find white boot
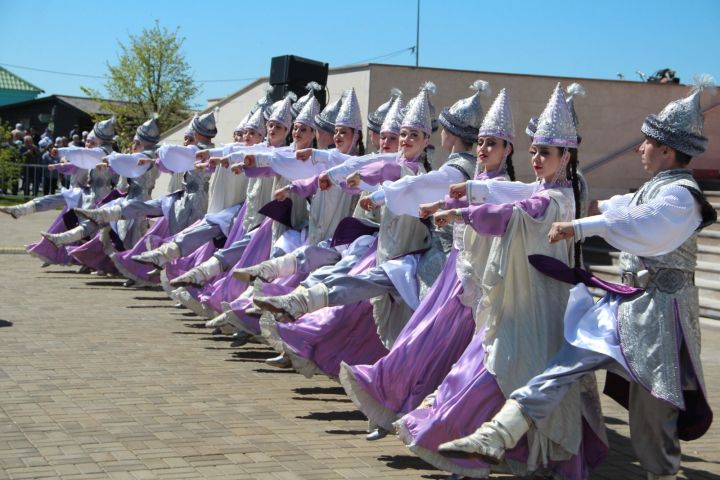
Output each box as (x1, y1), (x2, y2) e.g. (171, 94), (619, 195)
(205, 312), (230, 329)
(76, 204), (122, 224)
(646, 473), (677, 480)
(0, 201), (36, 219)
(131, 242), (181, 267)
(171, 257), (223, 288)
(233, 253), (297, 282)
(438, 399), (531, 464)
(254, 283), (328, 320)
(41, 225), (86, 247)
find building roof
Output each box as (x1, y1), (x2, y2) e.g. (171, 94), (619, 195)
(0, 66), (44, 93)
(0, 94), (124, 114)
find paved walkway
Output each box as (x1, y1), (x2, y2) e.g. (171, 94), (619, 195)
(0, 211), (719, 479)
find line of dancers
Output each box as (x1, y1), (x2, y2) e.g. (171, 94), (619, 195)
(2, 75), (715, 480)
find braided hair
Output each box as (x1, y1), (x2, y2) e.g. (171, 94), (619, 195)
(565, 148), (582, 267)
(356, 129), (365, 156)
(502, 140), (516, 181)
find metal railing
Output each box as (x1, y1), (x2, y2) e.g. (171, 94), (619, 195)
(0, 163), (68, 199)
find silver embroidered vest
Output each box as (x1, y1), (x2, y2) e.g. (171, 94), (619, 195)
(617, 169), (707, 408)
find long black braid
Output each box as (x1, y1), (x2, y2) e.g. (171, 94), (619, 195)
(502, 140), (516, 181)
(566, 148), (582, 268)
(356, 129), (365, 156)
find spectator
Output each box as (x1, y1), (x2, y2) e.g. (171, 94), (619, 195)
(81, 130), (89, 144)
(40, 144), (61, 195)
(19, 135), (41, 196)
(68, 124), (81, 139)
(71, 134), (82, 146)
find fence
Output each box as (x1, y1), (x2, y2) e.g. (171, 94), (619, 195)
(0, 163), (68, 199)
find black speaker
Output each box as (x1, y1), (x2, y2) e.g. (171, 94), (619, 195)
(270, 55), (329, 85)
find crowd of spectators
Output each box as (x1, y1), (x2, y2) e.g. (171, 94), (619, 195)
(5, 123), (93, 197)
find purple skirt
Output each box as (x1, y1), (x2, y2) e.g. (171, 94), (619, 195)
(396, 331), (607, 479)
(340, 249), (476, 431)
(26, 207), (77, 266)
(111, 217), (171, 285)
(268, 240), (388, 378)
(227, 272), (305, 336)
(196, 217), (273, 314)
(67, 230), (118, 274)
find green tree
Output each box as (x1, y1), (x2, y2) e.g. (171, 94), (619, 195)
(82, 21), (198, 148)
(0, 118), (22, 195)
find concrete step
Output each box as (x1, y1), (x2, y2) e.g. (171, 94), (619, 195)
(698, 244), (720, 263)
(584, 249), (720, 276)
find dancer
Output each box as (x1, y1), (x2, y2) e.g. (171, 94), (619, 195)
(439, 77), (716, 480)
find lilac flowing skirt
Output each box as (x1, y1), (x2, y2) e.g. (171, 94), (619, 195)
(340, 249), (477, 431)
(26, 207), (77, 265)
(67, 231), (118, 274)
(111, 217), (171, 285)
(396, 331), (607, 479)
(265, 240), (388, 378)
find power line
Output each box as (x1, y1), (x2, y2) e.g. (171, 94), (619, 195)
(1, 47), (417, 86)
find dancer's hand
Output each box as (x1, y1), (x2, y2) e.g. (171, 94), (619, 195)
(318, 173), (331, 191)
(274, 186), (291, 201)
(195, 149), (210, 161)
(231, 164), (243, 175)
(137, 157), (154, 166)
(433, 210), (459, 228)
(296, 149), (312, 161)
(95, 160), (108, 171)
(419, 201), (443, 219)
(448, 182), (466, 199)
(243, 154), (256, 168)
(359, 197), (378, 211)
(48, 164), (57, 171)
(548, 222), (575, 243)
(346, 172), (360, 189)
(194, 161), (208, 170)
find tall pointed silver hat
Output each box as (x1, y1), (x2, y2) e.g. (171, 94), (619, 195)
(532, 83), (578, 148)
(401, 82), (435, 135)
(335, 88), (363, 131)
(249, 85), (275, 117)
(295, 96), (320, 130)
(641, 74), (714, 156)
(380, 95), (404, 135)
(439, 80), (491, 143)
(291, 82), (322, 117)
(135, 114), (160, 145)
(315, 92), (345, 134)
(245, 106), (267, 137)
(234, 112), (250, 134)
(192, 110), (218, 138)
(93, 116), (116, 142)
(268, 93), (296, 130)
(525, 82), (585, 144)
(478, 88), (515, 143)
(368, 88), (402, 133)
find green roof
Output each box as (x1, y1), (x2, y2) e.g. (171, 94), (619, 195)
(0, 66), (44, 93)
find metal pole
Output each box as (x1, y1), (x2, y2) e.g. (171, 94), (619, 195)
(415, 0), (420, 67)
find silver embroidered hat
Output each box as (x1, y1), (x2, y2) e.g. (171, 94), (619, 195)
(439, 80), (491, 143)
(93, 116), (116, 142)
(532, 83), (578, 148)
(192, 110), (218, 138)
(401, 82), (435, 135)
(525, 82), (585, 143)
(478, 88), (515, 143)
(135, 114), (160, 145)
(234, 113), (250, 134)
(380, 95), (405, 135)
(268, 93), (296, 130)
(315, 93), (345, 134)
(245, 106), (268, 137)
(641, 74), (714, 156)
(295, 96), (320, 130)
(368, 88), (402, 133)
(291, 82), (322, 117)
(334, 88), (363, 131)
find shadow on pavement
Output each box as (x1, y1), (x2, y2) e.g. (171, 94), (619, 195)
(0, 319), (13, 327)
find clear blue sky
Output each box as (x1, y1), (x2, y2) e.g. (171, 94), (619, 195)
(2, 0), (718, 109)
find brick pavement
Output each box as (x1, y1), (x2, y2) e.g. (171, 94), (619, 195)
(0, 211), (719, 479)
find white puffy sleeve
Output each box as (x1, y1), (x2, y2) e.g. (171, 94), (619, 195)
(255, 149), (326, 181)
(598, 192), (634, 213)
(379, 164), (467, 217)
(466, 179), (540, 205)
(573, 185), (702, 256)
